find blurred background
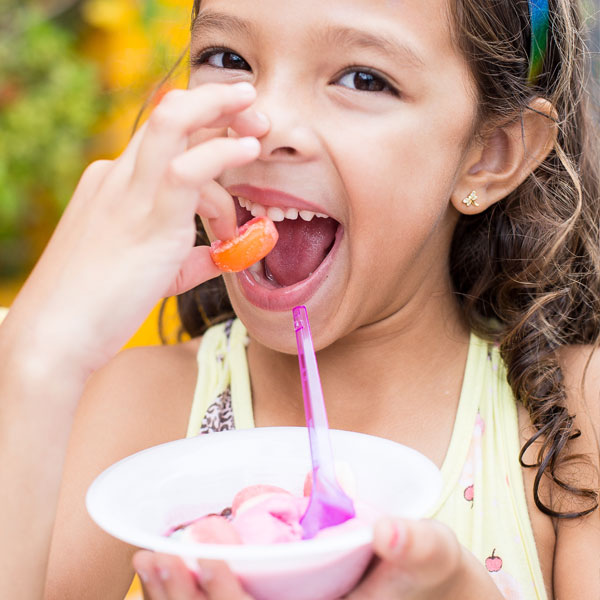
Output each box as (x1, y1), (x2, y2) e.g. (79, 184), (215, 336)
(0, 0), (192, 345)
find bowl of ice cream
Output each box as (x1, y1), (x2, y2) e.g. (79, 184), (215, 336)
(86, 427), (442, 600)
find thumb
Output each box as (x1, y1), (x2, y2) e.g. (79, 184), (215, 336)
(372, 517), (461, 588)
(164, 245), (222, 297)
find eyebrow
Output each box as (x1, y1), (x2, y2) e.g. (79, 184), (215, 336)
(191, 11), (255, 41)
(314, 26), (426, 70)
(191, 11), (425, 70)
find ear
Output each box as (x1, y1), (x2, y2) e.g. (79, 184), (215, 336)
(451, 98), (558, 214)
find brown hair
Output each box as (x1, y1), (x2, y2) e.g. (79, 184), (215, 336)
(172, 0), (600, 517)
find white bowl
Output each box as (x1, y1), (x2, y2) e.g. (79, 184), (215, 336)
(87, 427), (441, 600)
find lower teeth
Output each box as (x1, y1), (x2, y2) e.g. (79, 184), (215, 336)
(248, 261), (262, 283)
(264, 261), (278, 284)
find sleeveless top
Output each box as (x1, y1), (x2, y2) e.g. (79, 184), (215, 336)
(186, 319), (548, 600)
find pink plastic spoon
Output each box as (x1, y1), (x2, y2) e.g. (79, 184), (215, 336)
(293, 305), (356, 539)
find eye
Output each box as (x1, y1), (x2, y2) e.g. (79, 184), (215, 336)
(335, 69), (397, 95)
(192, 48), (251, 71)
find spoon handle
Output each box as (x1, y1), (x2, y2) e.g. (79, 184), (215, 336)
(293, 305), (337, 483)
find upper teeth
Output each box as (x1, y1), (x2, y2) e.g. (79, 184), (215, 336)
(237, 197), (328, 222)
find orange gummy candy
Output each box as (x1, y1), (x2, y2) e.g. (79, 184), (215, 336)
(209, 216), (279, 273)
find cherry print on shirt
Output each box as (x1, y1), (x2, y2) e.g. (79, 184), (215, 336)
(485, 548), (503, 572)
(463, 484), (474, 502)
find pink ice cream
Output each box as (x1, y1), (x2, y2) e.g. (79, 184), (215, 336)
(167, 480), (365, 545)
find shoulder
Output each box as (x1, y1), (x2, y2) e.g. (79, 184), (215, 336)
(518, 344), (599, 498)
(558, 343), (600, 414)
(552, 345), (600, 598)
(555, 343), (600, 487)
(555, 344), (600, 498)
(45, 339), (202, 599)
(84, 339), (202, 428)
(515, 344), (600, 599)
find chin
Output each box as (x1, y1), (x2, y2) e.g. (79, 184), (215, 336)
(224, 267), (350, 355)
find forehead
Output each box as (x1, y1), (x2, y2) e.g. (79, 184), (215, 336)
(192, 0), (459, 67)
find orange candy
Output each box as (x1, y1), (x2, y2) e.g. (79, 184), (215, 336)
(209, 216), (279, 273)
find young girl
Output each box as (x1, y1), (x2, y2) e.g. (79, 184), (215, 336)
(1, 0), (598, 598)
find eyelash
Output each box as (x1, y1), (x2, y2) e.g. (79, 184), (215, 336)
(191, 46), (399, 96)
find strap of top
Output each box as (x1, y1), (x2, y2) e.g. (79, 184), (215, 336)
(427, 332), (488, 515)
(186, 319), (254, 437)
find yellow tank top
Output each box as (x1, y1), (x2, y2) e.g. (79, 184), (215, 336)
(186, 319), (548, 600)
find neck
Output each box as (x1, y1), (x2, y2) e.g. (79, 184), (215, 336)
(247, 285), (470, 452)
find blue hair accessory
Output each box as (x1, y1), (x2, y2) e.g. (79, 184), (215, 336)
(527, 0), (549, 84)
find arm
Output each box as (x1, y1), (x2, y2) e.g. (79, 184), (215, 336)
(0, 82), (268, 600)
(0, 322), (89, 600)
(44, 343), (198, 600)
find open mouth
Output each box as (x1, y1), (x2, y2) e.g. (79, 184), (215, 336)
(234, 196), (341, 290)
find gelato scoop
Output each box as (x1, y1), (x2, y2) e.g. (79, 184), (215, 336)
(167, 477), (364, 545)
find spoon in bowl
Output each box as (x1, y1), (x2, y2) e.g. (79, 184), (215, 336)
(293, 305), (356, 539)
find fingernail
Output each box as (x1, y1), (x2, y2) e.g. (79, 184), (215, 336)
(137, 569), (149, 583)
(255, 110), (269, 125)
(159, 567), (170, 581)
(196, 566), (213, 585)
(232, 82), (255, 99)
(388, 520), (407, 552)
(238, 136), (260, 152)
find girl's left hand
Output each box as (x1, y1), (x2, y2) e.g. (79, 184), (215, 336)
(133, 518), (504, 600)
(345, 518), (504, 600)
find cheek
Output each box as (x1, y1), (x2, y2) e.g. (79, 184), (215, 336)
(334, 117), (454, 231)
(333, 94), (474, 225)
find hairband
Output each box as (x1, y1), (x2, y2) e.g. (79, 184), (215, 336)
(527, 0), (550, 84)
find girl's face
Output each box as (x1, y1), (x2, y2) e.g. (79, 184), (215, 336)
(190, 0), (478, 352)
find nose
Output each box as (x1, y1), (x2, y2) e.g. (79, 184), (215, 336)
(248, 83), (321, 162)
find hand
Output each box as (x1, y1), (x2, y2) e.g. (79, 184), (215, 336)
(6, 82), (269, 377)
(134, 551), (254, 600)
(344, 518), (503, 600)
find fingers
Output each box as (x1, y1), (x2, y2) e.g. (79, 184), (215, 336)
(346, 518), (462, 599)
(146, 136), (258, 237)
(227, 106), (270, 138)
(133, 552), (252, 600)
(196, 559), (253, 600)
(197, 180), (237, 241)
(164, 246), (222, 297)
(159, 135), (254, 236)
(374, 518), (461, 585)
(134, 551), (207, 600)
(131, 83), (264, 192)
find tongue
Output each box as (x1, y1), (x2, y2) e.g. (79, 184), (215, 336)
(265, 217), (337, 286)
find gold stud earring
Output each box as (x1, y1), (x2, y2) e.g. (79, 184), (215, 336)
(462, 191), (480, 207)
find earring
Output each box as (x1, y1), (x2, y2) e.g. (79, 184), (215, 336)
(462, 191), (480, 207)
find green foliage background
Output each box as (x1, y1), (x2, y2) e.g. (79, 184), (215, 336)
(0, 6), (103, 277)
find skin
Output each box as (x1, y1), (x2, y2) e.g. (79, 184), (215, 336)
(0, 0), (596, 598)
(0, 83), (269, 600)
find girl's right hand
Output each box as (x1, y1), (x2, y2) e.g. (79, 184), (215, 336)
(134, 552), (254, 600)
(4, 82), (268, 378)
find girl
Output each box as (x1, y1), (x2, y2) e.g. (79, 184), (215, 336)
(1, 0), (598, 598)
